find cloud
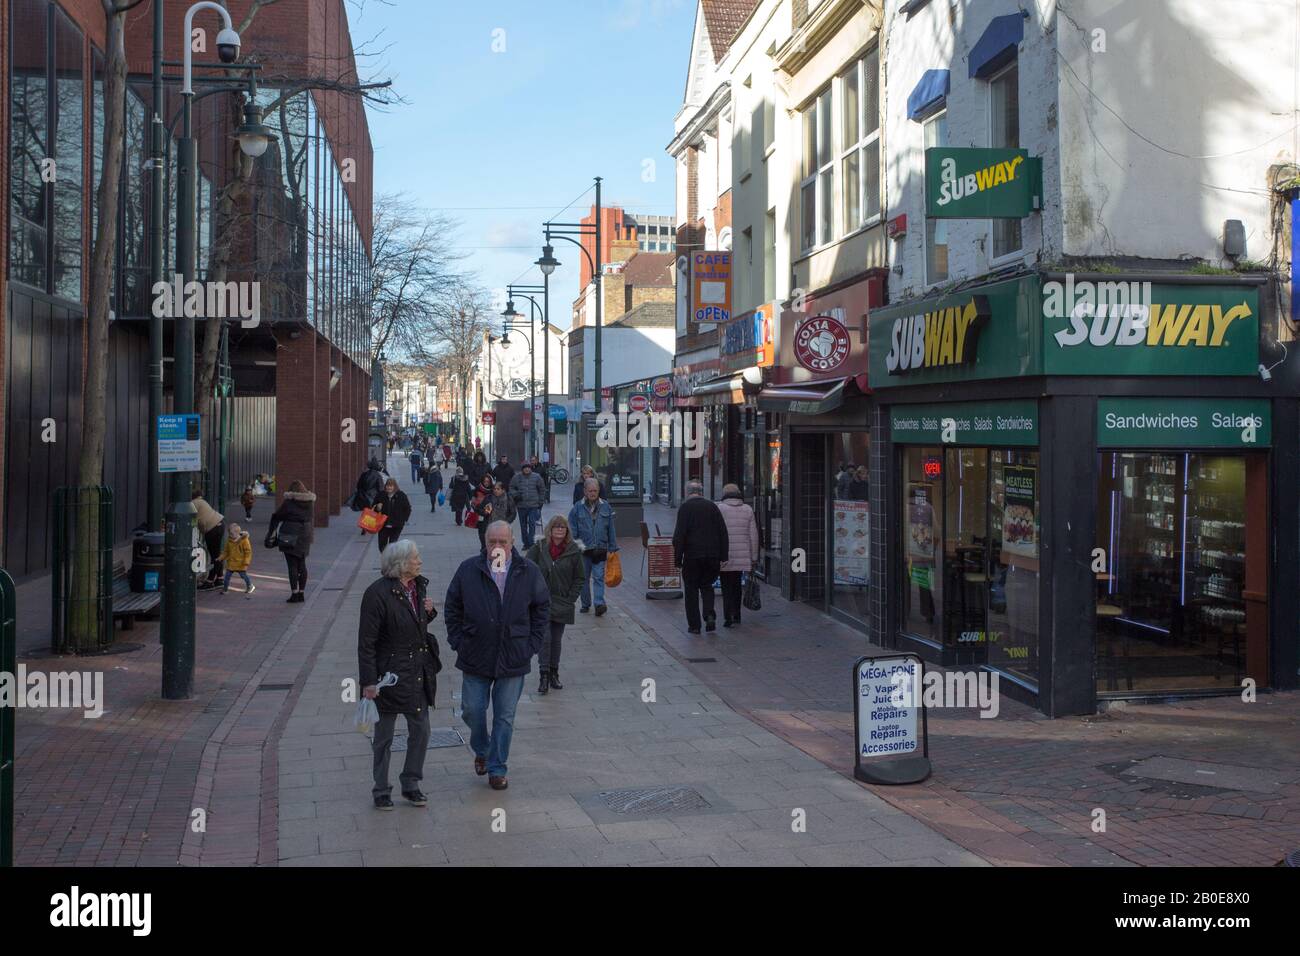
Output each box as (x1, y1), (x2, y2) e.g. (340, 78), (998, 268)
(484, 220), (537, 248)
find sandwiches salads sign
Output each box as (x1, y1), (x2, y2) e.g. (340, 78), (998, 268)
(925, 148), (1042, 219)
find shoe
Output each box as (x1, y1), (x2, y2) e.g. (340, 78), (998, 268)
(246, 584), (256, 595)
(548, 669), (563, 691)
(537, 671), (549, 696)
(474, 756), (487, 776)
(286, 594), (297, 604)
(723, 618), (735, 627)
(489, 776), (508, 790)
(373, 794), (394, 811)
(595, 604), (607, 617)
(579, 605), (590, 614)
(402, 790), (428, 807)
(705, 617), (716, 633)
(688, 627), (701, 635)
(220, 587), (228, 595)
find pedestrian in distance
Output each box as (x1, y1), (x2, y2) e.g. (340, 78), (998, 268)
(718, 483), (759, 627)
(492, 455), (515, 490)
(467, 451), (489, 487)
(373, 477), (412, 553)
(448, 467), (471, 526)
(422, 463), (443, 513)
(240, 485), (256, 520)
(672, 480), (729, 634)
(476, 480), (516, 553)
(444, 520), (549, 790)
(572, 464), (604, 504)
(524, 514), (583, 696)
(191, 489), (225, 589)
(409, 447), (423, 484)
(359, 539), (441, 810)
(269, 480), (316, 603)
(352, 457), (387, 520)
(509, 461), (546, 549)
(567, 478), (619, 617)
(219, 522), (256, 595)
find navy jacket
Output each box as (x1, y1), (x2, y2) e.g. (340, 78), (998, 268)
(444, 548), (550, 678)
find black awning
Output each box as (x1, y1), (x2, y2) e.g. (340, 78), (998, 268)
(757, 378), (848, 415)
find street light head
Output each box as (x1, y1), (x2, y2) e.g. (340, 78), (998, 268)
(500, 334), (512, 350)
(233, 102), (274, 158)
(536, 244), (559, 276)
(215, 27), (242, 63)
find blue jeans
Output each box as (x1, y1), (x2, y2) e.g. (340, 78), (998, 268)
(410, 463), (421, 483)
(581, 555), (606, 609)
(519, 507), (540, 548)
(222, 570), (252, 591)
(460, 673), (525, 777)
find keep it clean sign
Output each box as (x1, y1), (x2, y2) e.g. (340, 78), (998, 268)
(157, 414), (201, 473)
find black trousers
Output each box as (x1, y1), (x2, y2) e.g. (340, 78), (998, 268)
(204, 524), (225, 581)
(378, 526), (403, 552)
(428, 493), (438, 512)
(681, 557), (720, 630)
(452, 505), (464, 526)
(720, 571), (744, 622)
(283, 552), (308, 592)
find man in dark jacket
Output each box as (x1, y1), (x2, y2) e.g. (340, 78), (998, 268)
(358, 539), (441, 810)
(672, 480), (729, 634)
(492, 455), (515, 490)
(373, 478), (412, 553)
(355, 458), (387, 511)
(509, 462), (546, 549)
(444, 520), (549, 790)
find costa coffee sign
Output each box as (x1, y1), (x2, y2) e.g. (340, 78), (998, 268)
(794, 315), (851, 372)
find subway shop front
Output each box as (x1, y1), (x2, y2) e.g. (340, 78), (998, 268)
(867, 271), (1296, 717)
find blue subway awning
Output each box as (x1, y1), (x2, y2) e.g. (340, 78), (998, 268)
(969, 13), (1025, 79)
(907, 69), (950, 122)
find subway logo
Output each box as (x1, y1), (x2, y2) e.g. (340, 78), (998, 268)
(1052, 300), (1253, 349)
(884, 296), (991, 374)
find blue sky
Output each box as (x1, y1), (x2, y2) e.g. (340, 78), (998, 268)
(353, 0), (696, 310)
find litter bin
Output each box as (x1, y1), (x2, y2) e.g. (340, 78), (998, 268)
(130, 532), (166, 593)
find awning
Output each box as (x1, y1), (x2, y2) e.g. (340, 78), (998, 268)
(757, 379), (848, 415)
(678, 373), (748, 407)
(907, 69), (950, 122)
(969, 13), (1024, 79)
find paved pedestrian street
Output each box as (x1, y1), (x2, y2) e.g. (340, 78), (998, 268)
(275, 463), (983, 866)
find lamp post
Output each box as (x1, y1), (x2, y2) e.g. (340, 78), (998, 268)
(535, 247), (559, 465)
(504, 285), (545, 457)
(544, 175), (601, 427)
(498, 309), (536, 458)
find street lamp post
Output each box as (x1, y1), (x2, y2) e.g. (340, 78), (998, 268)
(504, 285), (545, 457)
(544, 175), (602, 433)
(499, 307), (536, 458)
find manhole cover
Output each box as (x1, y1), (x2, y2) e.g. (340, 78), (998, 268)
(1122, 756), (1285, 794)
(599, 785), (712, 815)
(389, 728), (463, 752)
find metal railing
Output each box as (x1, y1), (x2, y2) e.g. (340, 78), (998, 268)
(51, 486), (115, 655)
(1, 567), (15, 866)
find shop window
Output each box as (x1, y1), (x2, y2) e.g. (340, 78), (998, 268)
(831, 431), (871, 621)
(1096, 453), (1261, 694)
(988, 62), (1021, 259)
(901, 447), (943, 645)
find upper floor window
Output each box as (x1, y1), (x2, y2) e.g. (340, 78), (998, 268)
(924, 111), (948, 283)
(989, 62), (1021, 260)
(840, 48), (880, 232)
(800, 87), (833, 251)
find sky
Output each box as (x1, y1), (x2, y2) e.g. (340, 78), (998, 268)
(351, 0), (697, 314)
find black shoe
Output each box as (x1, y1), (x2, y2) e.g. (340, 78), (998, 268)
(373, 794), (394, 811)
(688, 627), (701, 635)
(580, 605), (591, 614)
(402, 790), (428, 807)
(705, 620), (717, 633)
(537, 672), (549, 696)
(723, 619), (735, 627)
(595, 604), (607, 617)
(548, 669), (563, 690)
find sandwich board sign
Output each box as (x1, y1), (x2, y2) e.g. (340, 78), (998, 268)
(853, 653), (931, 785)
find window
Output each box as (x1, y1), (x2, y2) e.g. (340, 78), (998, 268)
(52, 8), (83, 300)
(764, 208), (776, 302)
(738, 75), (752, 174)
(762, 96), (775, 153)
(840, 48), (880, 233)
(9, 0), (50, 291)
(989, 62), (1021, 259)
(800, 88), (833, 251)
(923, 111), (948, 283)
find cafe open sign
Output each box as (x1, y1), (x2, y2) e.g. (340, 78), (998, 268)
(692, 252), (731, 323)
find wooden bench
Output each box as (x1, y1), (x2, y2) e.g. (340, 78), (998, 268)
(111, 561), (161, 630)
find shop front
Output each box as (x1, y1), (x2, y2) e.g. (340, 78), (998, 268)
(869, 271), (1297, 716)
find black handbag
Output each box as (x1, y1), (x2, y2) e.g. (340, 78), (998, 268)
(743, 573), (762, 611)
(585, 547), (608, 564)
(264, 522), (280, 549)
(276, 523), (301, 550)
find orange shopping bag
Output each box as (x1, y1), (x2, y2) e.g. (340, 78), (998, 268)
(604, 551), (623, 588)
(357, 507), (388, 534)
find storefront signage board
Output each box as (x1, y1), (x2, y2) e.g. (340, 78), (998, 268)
(925, 147), (1042, 219)
(691, 251), (732, 323)
(1097, 398), (1271, 448)
(1001, 465), (1038, 558)
(719, 302), (777, 373)
(890, 399), (1039, 446)
(646, 536), (683, 599)
(831, 500), (870, 586)
(853, 654), (931, 785)
(869, 277), (1040, 387)
(1044, 283), (1260, 376)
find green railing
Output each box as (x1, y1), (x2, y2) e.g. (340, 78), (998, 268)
(51, 486), (115, 655)
(1, 567), (15, 867)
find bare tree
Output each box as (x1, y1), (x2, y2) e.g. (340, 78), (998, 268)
(411, 282), (495, 432)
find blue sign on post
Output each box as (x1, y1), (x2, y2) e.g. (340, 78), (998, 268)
(157, 414), (201, 473)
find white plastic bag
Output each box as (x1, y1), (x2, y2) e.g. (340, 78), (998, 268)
(354, 672), (398, 733)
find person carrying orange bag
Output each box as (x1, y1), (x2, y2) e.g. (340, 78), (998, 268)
(358, 507), (388, 534)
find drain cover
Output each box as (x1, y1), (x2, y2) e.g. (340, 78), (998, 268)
(686, 657), (717, 663)
(599, 785), (712, 815)
(1122, 756), (1284, 794)
(258, 683), (293, 691)
(389, 728), (464, 752)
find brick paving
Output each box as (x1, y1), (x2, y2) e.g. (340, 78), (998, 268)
(615, 502), (1300, 867)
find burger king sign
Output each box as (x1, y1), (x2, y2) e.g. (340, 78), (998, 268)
(794, 315), (850, 372)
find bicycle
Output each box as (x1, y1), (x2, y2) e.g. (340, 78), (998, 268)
(551, 466), (571, 485)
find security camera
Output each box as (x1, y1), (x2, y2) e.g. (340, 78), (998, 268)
(215, 27), (241, 63)
(1258, 363), (1272, 382)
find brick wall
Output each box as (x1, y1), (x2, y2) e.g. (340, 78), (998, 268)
(274, 328), (316, 503)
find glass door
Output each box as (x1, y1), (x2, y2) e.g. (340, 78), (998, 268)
(943, 448), (990, 661)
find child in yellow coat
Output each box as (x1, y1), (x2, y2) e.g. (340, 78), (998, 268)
(220, 523), (256, 595)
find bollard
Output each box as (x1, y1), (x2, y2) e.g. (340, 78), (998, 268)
(161, 499), (198, 699)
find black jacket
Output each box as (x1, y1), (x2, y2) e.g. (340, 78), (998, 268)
(422, 469), (444, 495)
(373, 489), (412, 531)
(269, 491), (316, 557)
(673, 495), (729, 566)
(357, 574), (441, 715)
(448, 475), (472, 508)
(444, 549), (550, 678)
(356, 466), (386, 508)
(492, 463), (515, 488)
(524, 540), (585, 625)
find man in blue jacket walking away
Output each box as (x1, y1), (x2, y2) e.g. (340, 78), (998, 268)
(444, 520), (550, 790)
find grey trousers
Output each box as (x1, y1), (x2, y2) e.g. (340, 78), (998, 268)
(538, 620), (565, 671)
(372, 708), (431, 797)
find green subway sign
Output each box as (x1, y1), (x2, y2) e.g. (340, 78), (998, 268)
(925, 148), (1042, 219)
(890, 399), (1039, 446)
(1043, 279), (1260, 376)
(1097, 398), (1270, 448)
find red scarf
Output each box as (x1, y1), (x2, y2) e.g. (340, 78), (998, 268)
(549, 540), (564, 561)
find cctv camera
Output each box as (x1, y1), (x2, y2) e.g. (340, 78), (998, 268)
(215, 27), (241, 63)
(1258, 363), (1272, 382)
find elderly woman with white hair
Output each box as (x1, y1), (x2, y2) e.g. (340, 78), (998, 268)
(357, 538), (442, 811)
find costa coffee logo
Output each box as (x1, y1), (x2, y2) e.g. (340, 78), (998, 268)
(794, 315), (850, 372)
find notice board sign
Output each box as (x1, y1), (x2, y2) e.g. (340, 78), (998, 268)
(853, 653), (931, 785)
(646, 537), (682, 600)
(157, 414), (200, 473)
(691, 251), (731, 323)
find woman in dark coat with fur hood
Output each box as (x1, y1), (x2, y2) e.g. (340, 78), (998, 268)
(269, 480), (315, 603)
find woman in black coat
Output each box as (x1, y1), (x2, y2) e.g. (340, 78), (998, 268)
(475, 480), (516, 551)
(269, 480), (316, 603)
(422, 465), (443, 513)
(373, 477), (412, 553)
(357, 539), (441, 809)
(448, 467), (471, 526)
